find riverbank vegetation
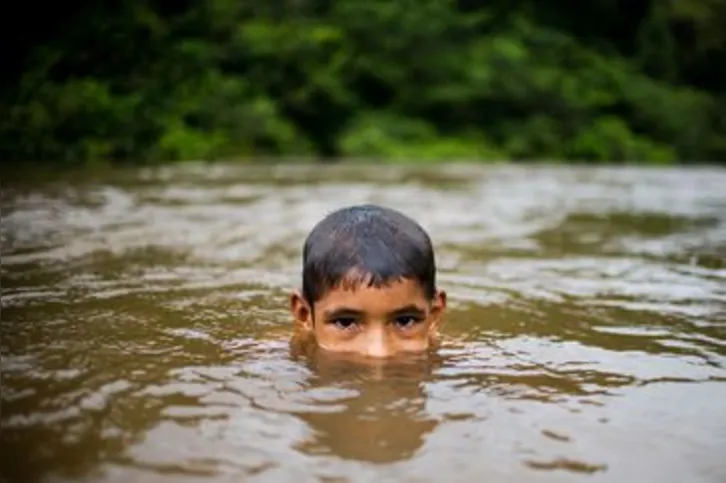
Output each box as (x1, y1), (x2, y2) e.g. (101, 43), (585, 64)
(3, 0), (725, 166)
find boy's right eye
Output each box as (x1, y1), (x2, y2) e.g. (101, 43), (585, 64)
(329, 317), (357, 330)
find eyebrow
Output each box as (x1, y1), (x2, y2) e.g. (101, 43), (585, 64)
(323, 305), (426, 320)
(323, 308), (365, 320)
(388, 305), (426, 316)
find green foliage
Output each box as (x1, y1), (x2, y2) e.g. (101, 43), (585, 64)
(2, 0), (725, 165)
(339, 111), (503, 161)
(570, 117), (675, 163)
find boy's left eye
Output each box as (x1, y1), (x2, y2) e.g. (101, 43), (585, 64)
(393, 315), (422, 329)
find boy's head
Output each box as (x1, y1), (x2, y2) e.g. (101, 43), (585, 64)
(290, 204), (446, 358)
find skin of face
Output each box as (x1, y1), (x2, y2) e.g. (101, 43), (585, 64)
(290, 275), (447, 358)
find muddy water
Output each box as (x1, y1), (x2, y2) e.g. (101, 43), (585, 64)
(1, 163), (725, 483)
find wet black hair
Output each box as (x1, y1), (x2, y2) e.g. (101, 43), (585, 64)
(301, 204), (436, 304)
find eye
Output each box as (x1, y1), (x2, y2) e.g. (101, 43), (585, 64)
(330, 317), (358, 331)
(393, 315), (422, 329)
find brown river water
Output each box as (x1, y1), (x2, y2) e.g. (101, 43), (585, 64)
(1, 163), (725, 483)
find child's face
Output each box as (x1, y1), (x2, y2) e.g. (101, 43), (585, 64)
(290, 277), (446, 358)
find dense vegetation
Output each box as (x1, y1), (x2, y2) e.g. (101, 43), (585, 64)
(3, 0), (725, 165)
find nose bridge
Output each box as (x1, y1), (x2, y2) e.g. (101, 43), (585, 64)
(364, 323), (390, 358)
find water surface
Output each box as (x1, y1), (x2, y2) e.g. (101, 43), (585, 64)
(2, 163), (726, 483)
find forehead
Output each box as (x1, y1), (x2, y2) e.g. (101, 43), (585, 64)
(314, 277), (428, 311)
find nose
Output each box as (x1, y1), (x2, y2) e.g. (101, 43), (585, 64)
(363, 327), (392, 359)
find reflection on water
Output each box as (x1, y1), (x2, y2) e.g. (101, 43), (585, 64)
(291, 341), (441, 464)
(1, 163), (726, 483)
